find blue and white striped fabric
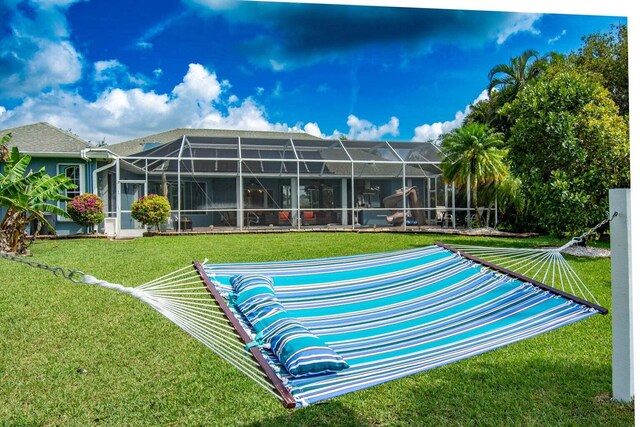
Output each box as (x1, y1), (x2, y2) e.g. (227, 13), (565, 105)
(204, 245), (599, 407)
(231, 274), (349, 377)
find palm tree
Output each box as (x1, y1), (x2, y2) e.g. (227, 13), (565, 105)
(441, 123), (508, 226)
(488, 49), (547, 102)
(0, 146), (76, 254)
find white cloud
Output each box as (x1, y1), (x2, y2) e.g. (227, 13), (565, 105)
(93, 59), (152, 88)
(172, 63), (222, 103)
(269, 59), (285, 72)
(303, 122), (323, 138)
(0, 63), (319, 144)
(136, 41), (153, 49)
(0, 1), (83, 98)
(134, 11), (189, 50)
(496, 13), (542, 45)
(548, 29), (567, 45)
(412, 90), (488, 142)
(272, 81), (283, 97)
(337, 115), (400, 141)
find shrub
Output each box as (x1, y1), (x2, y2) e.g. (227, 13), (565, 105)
(131, 194), (171, 231)
(67, 193), (105, 229)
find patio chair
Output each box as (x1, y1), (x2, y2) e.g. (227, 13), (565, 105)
(302, 211), (317, 226)
(435, 206), (452, 228)
(247, 211), (260, 226)
(278, 211), (291, 226)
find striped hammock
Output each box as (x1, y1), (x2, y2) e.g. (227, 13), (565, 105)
(134, 242), (603, 408)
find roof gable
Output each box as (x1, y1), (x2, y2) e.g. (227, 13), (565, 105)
(0, 122), (91, 153)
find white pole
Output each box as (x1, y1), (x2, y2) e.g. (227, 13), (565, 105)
(610, 188), (633, 402)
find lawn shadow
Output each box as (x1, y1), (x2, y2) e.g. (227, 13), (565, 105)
(246, 400), (372, 427)
(241, 357), (632, 426)
(394, 358), (631, 426)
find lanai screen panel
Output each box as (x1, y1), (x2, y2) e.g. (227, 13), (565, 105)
(126, 137), (185, 173)
(388, 141), (441, 163)
(240, 137), (297, 176)
(292, 139), (351, 177)
(182, 137), (239, 174)
(342, 140), (403, 178)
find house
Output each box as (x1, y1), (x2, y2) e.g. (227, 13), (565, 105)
(0, 122), (116, 235)
(2, 122), (486, 237)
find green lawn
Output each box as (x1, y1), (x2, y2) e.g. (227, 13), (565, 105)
(0, 233), (633, 426)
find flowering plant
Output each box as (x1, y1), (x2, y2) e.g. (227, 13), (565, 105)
(67, 193), (105, 228)
(131, 194), (171, 231)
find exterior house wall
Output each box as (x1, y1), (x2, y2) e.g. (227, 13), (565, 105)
(0, 156), (97, 236)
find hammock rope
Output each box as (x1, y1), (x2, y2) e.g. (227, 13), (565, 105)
(0, 221), (613, 408)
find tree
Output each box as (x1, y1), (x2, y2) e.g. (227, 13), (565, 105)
(0, 146), (76, 254)
(503, 69), (629, 236)
(488, 49), (547, 104)
(440, 123), (509, 226)
(570, 24), (628, 116)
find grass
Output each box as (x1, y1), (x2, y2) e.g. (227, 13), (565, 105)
(0, 233), (633, 426)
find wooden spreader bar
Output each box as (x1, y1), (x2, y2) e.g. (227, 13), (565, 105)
(192, 261), (297, 409)
(435, 242), (608, 315)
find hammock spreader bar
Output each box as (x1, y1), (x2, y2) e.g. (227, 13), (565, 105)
(193, 261), (297, 408)
(435, 242), (608, 315)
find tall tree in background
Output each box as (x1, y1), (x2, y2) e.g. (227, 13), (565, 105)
(441, 123), (508, 226)
(503, 69), (629, 236)
(570, 24), (628, 117)
(487, 49), (547, 103)
(467, 50), (548, 135)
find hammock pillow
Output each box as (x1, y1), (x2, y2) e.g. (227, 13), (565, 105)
(231, 274), (284, 323)
(232, 275), (349, 377)
(255, 310), (349, 377)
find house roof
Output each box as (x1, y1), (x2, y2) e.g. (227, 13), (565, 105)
(108, 127), (324, 156)
(0, 122), (91, 153)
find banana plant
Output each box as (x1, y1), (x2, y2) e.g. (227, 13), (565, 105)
(0, 145), (76, 254)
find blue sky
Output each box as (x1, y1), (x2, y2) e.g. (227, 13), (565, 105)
(0, 0), (626, 144)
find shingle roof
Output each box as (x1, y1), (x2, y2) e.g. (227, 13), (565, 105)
(108, 128), (324, 156)
(0, 122), (91, 153)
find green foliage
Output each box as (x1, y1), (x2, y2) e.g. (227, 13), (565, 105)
(0, 132), (10, 162)
(487, 49), (547, 104)
(0, 146), (77, 253)
(441, 123), (509, 226)
(67, 193), (105, 228)
(503, 70), (630, 236)
(131, 194), (171, 230)
(570, 24), (628, 116)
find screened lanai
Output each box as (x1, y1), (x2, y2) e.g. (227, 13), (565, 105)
(101, 135), (494, 233)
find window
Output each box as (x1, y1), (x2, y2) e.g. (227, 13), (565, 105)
(58, 164), (84, 220)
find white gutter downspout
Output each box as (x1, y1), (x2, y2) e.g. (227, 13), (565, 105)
(92, 160), (117, 233)
(93, 160), (117, 195)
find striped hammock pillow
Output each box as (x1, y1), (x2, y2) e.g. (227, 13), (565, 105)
(231, 274), (349, 377)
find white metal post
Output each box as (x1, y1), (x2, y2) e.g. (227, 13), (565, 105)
(466, 174), (471, 228)
(402, 163), (407, 231)
(610, 188), (633, 402)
